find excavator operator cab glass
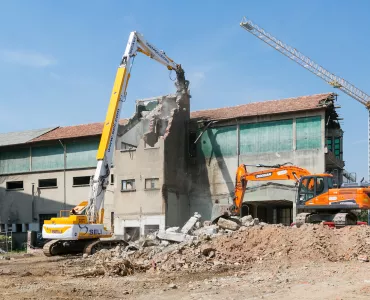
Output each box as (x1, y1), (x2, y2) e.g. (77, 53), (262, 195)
(299, 177), (315, 202)
(327, 177), (334, 189)
(298, 176), (328, 203)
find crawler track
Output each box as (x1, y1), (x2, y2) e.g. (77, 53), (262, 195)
(296, 212), (358, 227)
(43, 238), (128, 256)
(43, 239), (96, 257)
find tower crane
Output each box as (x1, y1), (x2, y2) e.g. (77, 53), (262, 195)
(240, 17), (370, 181)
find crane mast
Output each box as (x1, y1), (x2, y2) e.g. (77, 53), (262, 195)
(240, 17), (370, 181)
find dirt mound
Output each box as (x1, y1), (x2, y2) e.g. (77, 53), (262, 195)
(127, 224), (370, 273)
(76, 222), (370, 277)
(213, 224), (370, 263)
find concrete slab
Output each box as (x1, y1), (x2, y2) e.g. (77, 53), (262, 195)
(181, 212), (201, 234)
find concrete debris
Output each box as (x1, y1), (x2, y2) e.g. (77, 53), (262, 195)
(193, 224), (218, 236)
(217, 217), (240, 231)
(181, 212), (201, 234)
(168, 283), (178, 289)
(201, 244), (216, 257)
(78, 214), (370, 278)
(141, 237), (160, 248)
(156, 231), (190, 243)
(241, 215), (253, 225)
(358, 255), (369, 262)
(166, 227), (180, 233)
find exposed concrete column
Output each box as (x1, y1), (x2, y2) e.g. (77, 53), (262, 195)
(321, 112), (326, 172)
(292, 117), (296, 150)
(253, 204), (258, 219)
(236, 121), (240, 167)
(12, 224), (16, 232)
(29, 147), (32, 171)
(292, 118), (297, 223)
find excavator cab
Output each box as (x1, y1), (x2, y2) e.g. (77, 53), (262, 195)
(297, 175), (333, 205)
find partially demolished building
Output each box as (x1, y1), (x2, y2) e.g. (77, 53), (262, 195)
(0, 91), (349, 237)
(189, 93), (345, 225)
(112, 87), (191, 238)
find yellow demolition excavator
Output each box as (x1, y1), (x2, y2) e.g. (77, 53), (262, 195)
(41, 31), (187, 256)
(213, 163), (370, 227)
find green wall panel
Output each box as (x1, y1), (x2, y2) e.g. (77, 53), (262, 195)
(296, 116), (322, 150)
(0, 149), (30, 174)
(66, 140), (99, 169)
(240, 119), (293, 154)
(199, 126), (237, 158)
(31, 145), (64, 171)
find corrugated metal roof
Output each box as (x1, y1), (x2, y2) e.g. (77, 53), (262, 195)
(0, 127), (57, 147)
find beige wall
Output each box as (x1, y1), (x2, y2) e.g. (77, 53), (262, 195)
(113, 139), (164, 215)
(112, 138), (165, 235)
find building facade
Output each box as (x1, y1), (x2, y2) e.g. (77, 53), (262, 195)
(0, 123), (116, 233)
(189, 93), (344, 225)
(112, 90), (191, 238)
(0, 92), (348, 237)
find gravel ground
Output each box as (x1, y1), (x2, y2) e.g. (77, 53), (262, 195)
(0, 252), (370, 299)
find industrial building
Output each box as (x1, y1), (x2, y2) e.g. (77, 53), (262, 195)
(0, 92), (348, 236)
(189, 92), (345, 225)
(0, 122), (126, 233)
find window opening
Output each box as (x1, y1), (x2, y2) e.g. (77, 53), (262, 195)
(6, 181), (24, 190)
(145, 178), (159, 189)
(121, 179), (135, 191)
(38, 178), (57, 188)
(73, 176), (91, 186)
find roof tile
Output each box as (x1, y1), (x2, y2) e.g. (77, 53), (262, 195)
(190, 93), (334, 121)
(31, 119), (128, 142)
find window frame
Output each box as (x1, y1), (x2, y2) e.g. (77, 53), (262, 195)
(145, 178), (160, 190)
(121, 179), (136, 192)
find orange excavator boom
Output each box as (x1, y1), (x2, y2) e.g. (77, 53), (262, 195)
(232, 163), (314, 215)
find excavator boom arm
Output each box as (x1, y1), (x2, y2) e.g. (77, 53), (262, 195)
(233, 164), (311, 215)
(87, 31), (184, 223)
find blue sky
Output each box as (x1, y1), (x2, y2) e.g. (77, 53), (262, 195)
(1, 1), (369, 180)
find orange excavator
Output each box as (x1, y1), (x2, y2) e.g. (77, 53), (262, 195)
(213, 162), (370, 227)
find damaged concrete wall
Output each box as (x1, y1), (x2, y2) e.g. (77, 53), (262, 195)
(162, 88), (191, 227)
(113, 87), (191, 235)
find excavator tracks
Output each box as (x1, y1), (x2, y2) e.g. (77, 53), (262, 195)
(43, 239), (95, 257)
(332, 212), (357, 226)
(295, 212), (358, 227)
(43, 238), (128, 256)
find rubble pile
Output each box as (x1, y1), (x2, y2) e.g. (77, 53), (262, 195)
(79, 213), (370, 277)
